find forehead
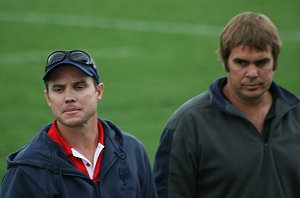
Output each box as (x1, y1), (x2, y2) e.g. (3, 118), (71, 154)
(230, 45), (273, 59)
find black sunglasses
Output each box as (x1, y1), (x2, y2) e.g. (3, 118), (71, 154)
(45, 50), (96, 71)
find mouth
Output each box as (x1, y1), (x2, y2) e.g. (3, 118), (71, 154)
(243, 83), (261, 90)
(63, 107), (81, 114)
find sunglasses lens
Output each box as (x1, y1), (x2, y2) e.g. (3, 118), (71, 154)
(47, 51), (65, 66)
(45, 50), (96, 73)
(70, 51), (91, 64)
(44, 50), (99, 82)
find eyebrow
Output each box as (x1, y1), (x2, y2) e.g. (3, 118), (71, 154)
(73, 80), (88, 86)
(254, 58), (271, 64)
(50, 80), (88, 87)
(233, 57), (271, 64)
(233, 58), (249, 62)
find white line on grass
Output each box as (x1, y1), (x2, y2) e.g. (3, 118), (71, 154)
(0, 10), (220, 37)
(1, 10), (300, 65)
(1, 10), (300, 42)
(0, 48), (137, 65)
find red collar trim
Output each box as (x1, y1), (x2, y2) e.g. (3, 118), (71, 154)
(47, 120), (104, 156)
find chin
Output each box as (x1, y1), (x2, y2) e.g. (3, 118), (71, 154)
(58, 118), (85, 128)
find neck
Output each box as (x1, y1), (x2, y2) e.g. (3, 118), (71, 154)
(222, 84), (273, 134)
(56, 118), (99, 160)
(223, 84), (272, 113)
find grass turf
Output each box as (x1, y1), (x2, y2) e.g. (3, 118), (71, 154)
(0, 0), (300, 181)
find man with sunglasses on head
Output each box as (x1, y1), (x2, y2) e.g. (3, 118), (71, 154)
(0, 50), (158, 198)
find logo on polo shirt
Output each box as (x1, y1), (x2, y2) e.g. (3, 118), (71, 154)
(119, 167), (134, 192)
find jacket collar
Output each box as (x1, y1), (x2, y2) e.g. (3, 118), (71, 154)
(7, 118), (126, 178)
(209, 77), (299, 110)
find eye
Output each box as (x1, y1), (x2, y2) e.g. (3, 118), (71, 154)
(75, 85), (84, 89)
(52, 86), (64, 92)
(255, 58), (270, 67)
(74, 83), (87, 90)
(234, 59), (249, 67)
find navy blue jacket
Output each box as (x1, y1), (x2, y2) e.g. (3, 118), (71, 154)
(1, 119), (158, 198)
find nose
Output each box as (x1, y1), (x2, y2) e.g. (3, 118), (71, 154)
(64, 88), (76, 103)
(245, 65), (258, 79)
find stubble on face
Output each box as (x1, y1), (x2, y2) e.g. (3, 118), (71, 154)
(224, 45), (274, 104)
(45, 66), (102, 130)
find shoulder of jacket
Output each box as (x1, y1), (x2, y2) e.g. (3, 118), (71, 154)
(167, 92), (210, 125)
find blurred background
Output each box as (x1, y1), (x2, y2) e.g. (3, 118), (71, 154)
(0, 0), (299, 181)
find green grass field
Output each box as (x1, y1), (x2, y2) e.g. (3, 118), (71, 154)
(0, 0), (300, 182)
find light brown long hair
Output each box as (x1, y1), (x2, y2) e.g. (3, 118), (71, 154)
(218, 12), (282, 71)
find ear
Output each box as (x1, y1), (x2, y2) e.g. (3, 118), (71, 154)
(44, 90), (52, 107)
(96, 83), (104, 101)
